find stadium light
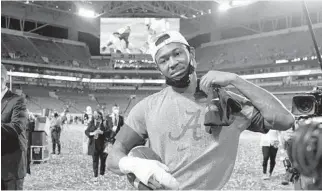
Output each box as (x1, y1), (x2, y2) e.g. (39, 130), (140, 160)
(218, 0), (255, 12)
(231, 0), (254, 7)
(78, 8), (96, 18)
(218, 3), (232, 12)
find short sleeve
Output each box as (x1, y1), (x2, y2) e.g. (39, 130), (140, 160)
(125, 98), (149, 139)
(227, 91), (269, 133)
(247, 108), (270, 134)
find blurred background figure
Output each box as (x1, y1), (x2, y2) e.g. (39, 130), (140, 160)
(50, 112), (62, 155)
(102, 32), (125, 54)
(85, 110), (110, 183)
(84, 106), (93, 125)
(60, 110), (68, 129)
(106, 104), (124, 144)
(260, 130), (283, 180)
(1, 64), (28, 190)
(26, 109), (36, 175)
(117, 26), (131, 49)
(83, 106), (93, 155)
(280, 127), (295, 186)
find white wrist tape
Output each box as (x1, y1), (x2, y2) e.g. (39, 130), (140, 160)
(119, 156), (137, 174)
(118, 156), (154, 185)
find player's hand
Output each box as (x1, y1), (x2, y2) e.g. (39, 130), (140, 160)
(112, 126), (117, 132)
(119, 157), (179, 190)
(200, 70), (238, 93)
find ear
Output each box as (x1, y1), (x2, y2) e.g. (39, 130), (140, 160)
(189, 46), (196, 60)
(188, 46), (198, 69)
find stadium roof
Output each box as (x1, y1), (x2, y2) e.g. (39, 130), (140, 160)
(7, 1), (219, 19)
(2, 1), (322, 39)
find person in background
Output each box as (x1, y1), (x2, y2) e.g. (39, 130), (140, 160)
(1, 64), (28, 190)
(50, 112), (62, 155)
(102, 32), (125, 54)
(83, 106), (93, 155)
(117, 26), (131, 49)
(60, 110), (68, 129)
(26, 110), (36, 175)
(260, 129), (283, 180)
(84, 106), (93, 126)
(106, 104), (124, 144)
(280, 126), (295, 185)
(85, 110), (110, 183)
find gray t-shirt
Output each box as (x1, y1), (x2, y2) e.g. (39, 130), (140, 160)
(125, 87), (263, 190)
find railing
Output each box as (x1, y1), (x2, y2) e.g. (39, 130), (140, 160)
(7, 69), (322, 84)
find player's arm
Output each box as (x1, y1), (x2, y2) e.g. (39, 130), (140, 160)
(106, 100), (148, 175)
(231, 76), (295, 131)
(106, 125), (146, 175)
(107, 100), (179, 190)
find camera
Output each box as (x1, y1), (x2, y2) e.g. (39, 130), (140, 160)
(288, 86), (322, 190)
(291, 87), (322, 117)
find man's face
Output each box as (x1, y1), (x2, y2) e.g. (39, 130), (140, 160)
(86, 106), (92, 114)
(112, 107), (119, 115)
(93, 111), (99, 119)
(155, 43), (191, 80)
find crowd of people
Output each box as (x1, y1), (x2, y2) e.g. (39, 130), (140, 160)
(46, 104), (125, 182)
(1, 61), (126, 189)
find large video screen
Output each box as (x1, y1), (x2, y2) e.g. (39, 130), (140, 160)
(100, 18), (180, 55)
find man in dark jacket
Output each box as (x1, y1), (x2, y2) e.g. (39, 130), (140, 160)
(1, 64), (28, 190)
(106, 104), (124, 144)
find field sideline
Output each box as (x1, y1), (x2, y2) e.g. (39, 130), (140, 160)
(24, 124), (294, 190)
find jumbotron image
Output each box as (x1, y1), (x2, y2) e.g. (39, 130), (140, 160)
(1, 0), (321, 190)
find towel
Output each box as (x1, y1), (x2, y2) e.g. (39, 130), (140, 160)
(204, 86), (242, 128)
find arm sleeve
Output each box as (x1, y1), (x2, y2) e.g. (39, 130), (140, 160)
(247, 108), (270, 134)
(115, 99), (149, 151)
(227, 91), (269, 134)
(123, 99), (148, 139)
(1, 96), (28, 138)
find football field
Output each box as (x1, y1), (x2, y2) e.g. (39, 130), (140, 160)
(24, 124), (294, 190)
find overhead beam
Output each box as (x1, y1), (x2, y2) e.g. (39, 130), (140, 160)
(170, 1), (203, 12)
(142, 2), (180, 17)
(1, 2), (100, 37)
(98, 2), (134, 17)
(28, 23), (50, 33)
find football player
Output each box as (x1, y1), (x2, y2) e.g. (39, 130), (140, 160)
(107, 31), (295, 190)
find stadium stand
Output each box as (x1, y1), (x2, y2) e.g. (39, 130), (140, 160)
(2, 22), (322, 116)
(1, 29), (92, 68)
(1, 33), (44, 63)
(90, 56), (112, 70)
(196, 25), (322, 71)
